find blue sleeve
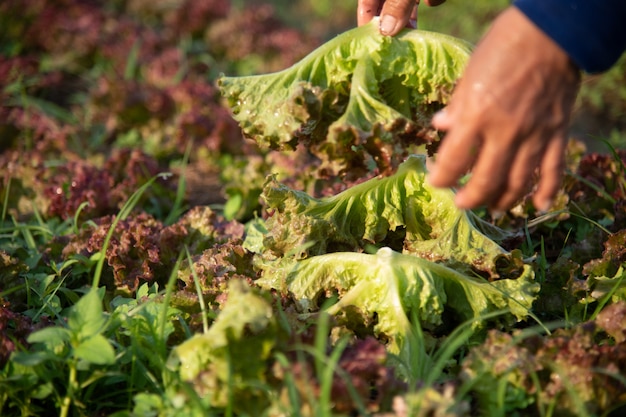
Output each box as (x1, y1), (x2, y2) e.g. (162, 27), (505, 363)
(513, 0), (626, 73)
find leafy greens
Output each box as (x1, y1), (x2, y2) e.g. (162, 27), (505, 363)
(168, 279), (277, 413)
(218, 19), (472, 176)
(253, 155), (524, 280)
(247, 155), (538, 379)
(257, 247), (537, 380)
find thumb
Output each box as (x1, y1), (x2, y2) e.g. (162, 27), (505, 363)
(380, 0), (416, 35)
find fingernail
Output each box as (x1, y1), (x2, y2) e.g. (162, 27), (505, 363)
(432, 110), (446, 126)
(490, 210), (505, 220)
(536, 199), (553, 214)
(380, 15), (398, 35)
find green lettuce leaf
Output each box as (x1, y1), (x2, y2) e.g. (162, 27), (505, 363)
(258, 154), (520, 280)
(256, 247), (538, 380)
(218, 19), (471, 176)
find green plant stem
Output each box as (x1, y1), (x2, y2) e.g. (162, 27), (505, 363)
(72, 201), (91, 235)
(318, 337), (349, 417)
(1, 176), (9, 223)
(185, 245), (209, 334)
(159, 250), (183, 353)
(60, 361), (78, 417)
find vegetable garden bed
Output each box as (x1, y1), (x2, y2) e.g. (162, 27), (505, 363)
(1, 1), (626, 416)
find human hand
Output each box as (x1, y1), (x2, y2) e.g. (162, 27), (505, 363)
(427, 7), (581, 213)
(357, 0), (446, 36)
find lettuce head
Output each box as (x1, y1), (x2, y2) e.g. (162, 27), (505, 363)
(256, 247), (537, 380)
(247, 155), (538, 380)
(218, 19), (472, 176)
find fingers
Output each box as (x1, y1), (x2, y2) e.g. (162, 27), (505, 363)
(532, 133), (567, 212)
(357, 0), (383, 26)
(488, 142), (538, 211)
(357, 0), (446, 34)
(431, 109), (561, 212)
(485, 133), (566, 212)
(434, 130), (513, 211)
(455, 147), (511, 211)
(379, 0), (417, 35)
(430, 92), (545, 211)
(426, 7), (579, 213)
(431, 113), (567, 212)
(428, 110), (478, 190)
(431, 108), (452, 130)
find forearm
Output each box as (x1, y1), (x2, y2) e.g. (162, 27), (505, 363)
(513, 0), (626, 73)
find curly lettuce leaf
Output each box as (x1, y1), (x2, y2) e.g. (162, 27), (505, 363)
(167, 279), (276, 412)
(257, 247), (538, 380)
(257, 154), (520, 280)
(218, 19), (471, 176)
